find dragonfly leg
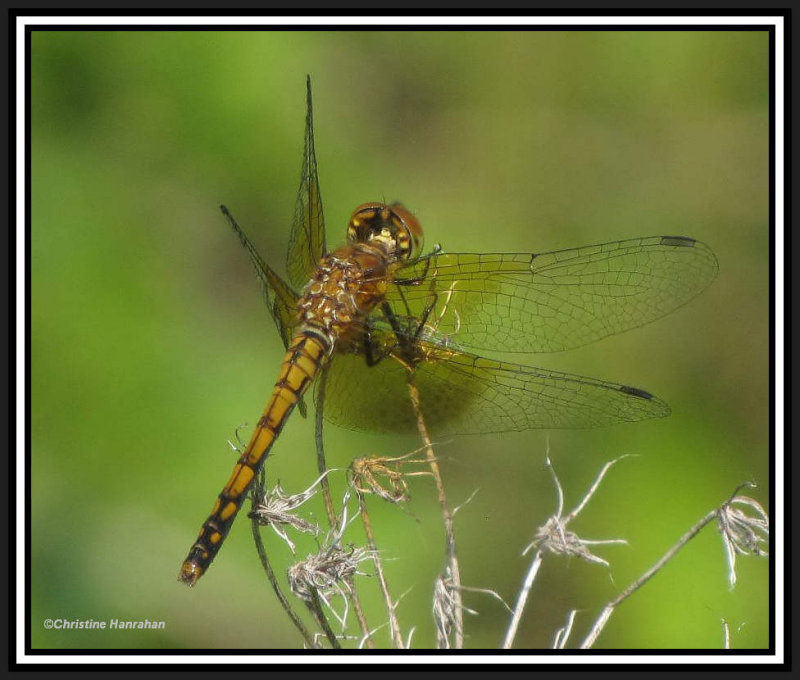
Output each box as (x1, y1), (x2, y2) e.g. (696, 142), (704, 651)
(412, 292), (438, 342)
(363, 316), (396, 367)
(393, 255), (432, 286)
(378, 298), (439, 368)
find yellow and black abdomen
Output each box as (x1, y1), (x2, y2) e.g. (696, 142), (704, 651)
(178, 332), (329, 586)
(180, 242), (395, 586)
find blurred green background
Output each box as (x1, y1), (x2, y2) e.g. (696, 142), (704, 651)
(29, 29), (770, 650)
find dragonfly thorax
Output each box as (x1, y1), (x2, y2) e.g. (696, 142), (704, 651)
(296, 244), (393, 350)
(347, 202), (423, 262)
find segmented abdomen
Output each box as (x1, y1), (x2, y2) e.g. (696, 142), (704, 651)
(178, 332), (329, 586)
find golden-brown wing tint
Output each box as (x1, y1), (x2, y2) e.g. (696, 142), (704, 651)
(222, 205), (299, 350)
(386, 236), (718, 353)
(318, 334), (670, 434)
(286, 76), (326, 291)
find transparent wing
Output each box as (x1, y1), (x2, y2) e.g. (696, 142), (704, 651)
(222, 205), (298, 350)
(286, 76), (326, 291)
(317, 334), (670, 435)
(385, 236), (718, 353)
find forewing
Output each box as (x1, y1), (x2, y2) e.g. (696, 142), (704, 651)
(222, 205), (298, 350)
(319, 338), (670, 435)
(387, 236), (718, 353)
(286, 76), (326, 291)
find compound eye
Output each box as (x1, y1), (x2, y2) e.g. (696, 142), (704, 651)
(388, 203), (424, 260)
(347, 202), (424, 260)
(350, 202), (385, 220)
(347, 202), (385, 244)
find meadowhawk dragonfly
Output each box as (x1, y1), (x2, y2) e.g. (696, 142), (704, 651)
(179, 77), (718, 586)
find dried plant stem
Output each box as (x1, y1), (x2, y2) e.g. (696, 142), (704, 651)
(248, 480), (317, 648)
(579, 508), (718, 649)
(503, 455), (629, 649)
(406, 380), (464, 649)
(347, 585), (374, 649)
(358, 492), (405, 648)
(307, 589), (341, 649)
(553, 609), (579, 649)
(313, 367), (375, 649)
(314, 367), (337, 526)
(502, 550), (544, 649)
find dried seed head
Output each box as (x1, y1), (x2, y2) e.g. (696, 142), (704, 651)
(528, 516), (614, 567)
(523, 456), (628, 566)
(288, 543), (373, 604)
(349, 451), (431, 503)
(433, 568), (461, 650)
(248, 473), (332, 551)
(717, 491), (769, 588)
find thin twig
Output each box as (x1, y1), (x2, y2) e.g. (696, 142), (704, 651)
(358, 491), (405, 648)
(504, 454), (629, 649)
(347, 585), (374, 649)
(553, 609), (579, 649)
(248, 472), (317, 648)
(315, 366), (337, 526)
(502, 550), (544, 649)
(563, 454), (636, 523)
(579, 508), (718, 648)
(307, 588), (341, 649)
(458, 584), (512, 613)
(313, 365), (375, 648)
(406, 380), (464, 649)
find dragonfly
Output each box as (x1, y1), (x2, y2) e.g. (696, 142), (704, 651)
(179, 77), (718, 586)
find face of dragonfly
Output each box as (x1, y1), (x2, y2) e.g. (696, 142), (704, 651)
(346, 202), (424, 262)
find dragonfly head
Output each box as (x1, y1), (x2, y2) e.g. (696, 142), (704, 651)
(347, 202), (424, 261)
